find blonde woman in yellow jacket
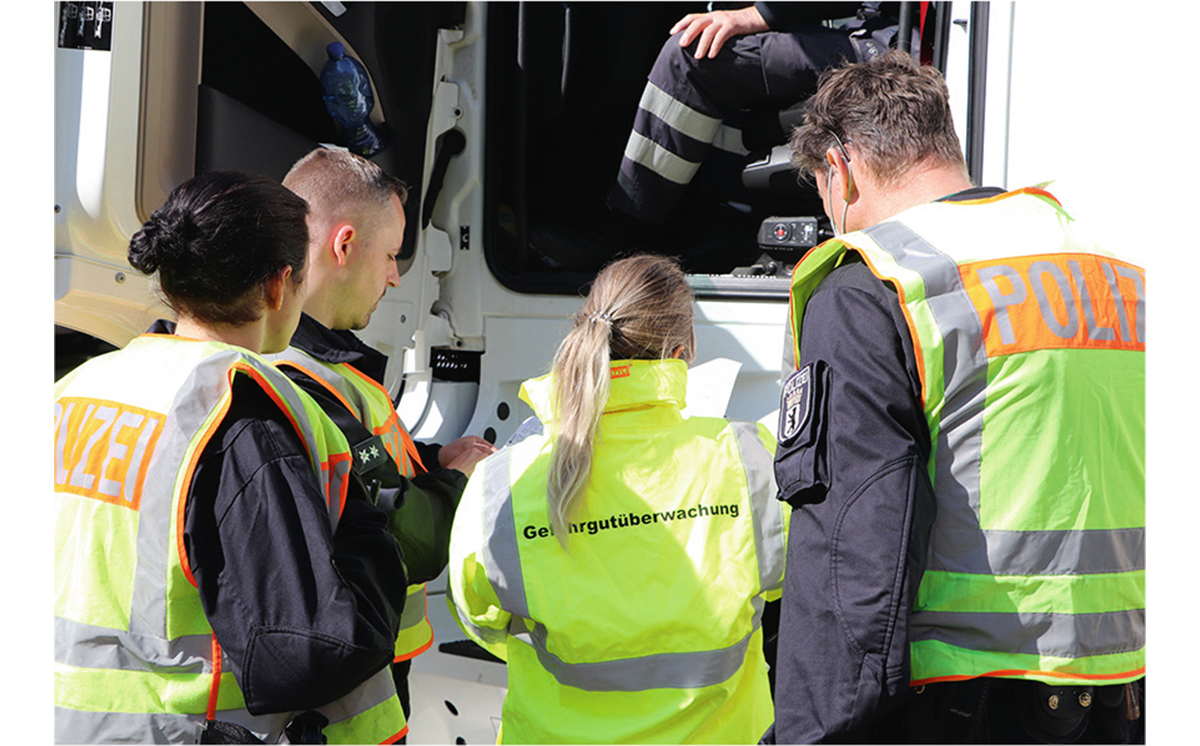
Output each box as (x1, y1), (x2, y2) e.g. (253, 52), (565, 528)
(449, 254), (788, 744)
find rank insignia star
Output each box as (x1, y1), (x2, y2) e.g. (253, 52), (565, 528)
(353, 435), (387, 472)
(359, 444), (381, 462)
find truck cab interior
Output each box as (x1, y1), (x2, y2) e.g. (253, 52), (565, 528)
(189, 2), (956, 299)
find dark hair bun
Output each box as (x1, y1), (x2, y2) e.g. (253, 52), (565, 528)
(128, 208), (200, 276)
(126, 170), (309, 326)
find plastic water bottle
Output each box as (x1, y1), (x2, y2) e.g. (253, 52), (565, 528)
(320, 42), (387, 156)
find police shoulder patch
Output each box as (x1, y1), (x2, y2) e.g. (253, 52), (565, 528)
(779, 364), (814, 446)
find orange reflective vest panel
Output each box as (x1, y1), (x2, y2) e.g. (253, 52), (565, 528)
(54, 335), (405, 744)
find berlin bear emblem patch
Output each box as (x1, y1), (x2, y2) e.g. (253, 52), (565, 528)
(780, 363), (813, 445)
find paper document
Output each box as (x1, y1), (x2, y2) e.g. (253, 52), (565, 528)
(683, 357), (742, 418)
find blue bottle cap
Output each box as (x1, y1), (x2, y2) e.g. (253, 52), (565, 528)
(326, 41), (345, 60)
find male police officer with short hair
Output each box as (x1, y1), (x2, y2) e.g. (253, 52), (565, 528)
(272, 148), (495, 738)
(767, 51), (1145, 743)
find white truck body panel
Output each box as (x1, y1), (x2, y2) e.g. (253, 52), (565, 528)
(43, 1), (1188, 741)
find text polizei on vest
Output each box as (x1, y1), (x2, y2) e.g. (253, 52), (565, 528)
(522, 502), (741, 541)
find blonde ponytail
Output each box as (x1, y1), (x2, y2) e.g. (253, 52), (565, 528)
(546, 255), (695, 546)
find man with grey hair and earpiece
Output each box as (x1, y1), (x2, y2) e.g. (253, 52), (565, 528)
(767, 51), (1145, 743)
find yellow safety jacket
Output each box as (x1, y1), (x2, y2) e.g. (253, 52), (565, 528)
(448, 359), (787, 744)
(54, 334), (405, 743)
(271, 346), (434, 664)
(788, 188), (1145, 686)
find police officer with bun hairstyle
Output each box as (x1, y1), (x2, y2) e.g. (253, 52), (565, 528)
(54, 171), (408, 744)
(767, 50), (1145, 743)
(448, 254), (789, 744)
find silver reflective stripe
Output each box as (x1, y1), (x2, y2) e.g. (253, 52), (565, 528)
(251, 351), (353, 528)
(1101, 262), (1133, 343)
(513, 599), (763, 693)
(56, 708), (206, 745)
(1070, 260), (1117, 342)
(861, 221), (988, 572)
(234, 351), (327, 469)
(1114, 266), (1146, 343)
(399, 585), (427, 629)
(712, 124), (749, 156)
(55, 706), (286, 744)
(317, 667), (396, 727)
(911, 608), (1145, 659)
(448, 585), (511, 649)
(729, 422), (784, 592)
(480, 448), (530, 618)
(929, 527), (1145, 576)
(624, 131), (701, 186)
(127, 393), (190, 641)
(129, 350), (242, 640)
(55, 616), (213, 672)
(268, 346), (371, 421)
(637, 81), (722, 143)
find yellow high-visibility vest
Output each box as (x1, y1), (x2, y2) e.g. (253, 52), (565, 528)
(788, 188), (1145, 686)
(54, 334), (405, 743)
(449, 359), (788, 743)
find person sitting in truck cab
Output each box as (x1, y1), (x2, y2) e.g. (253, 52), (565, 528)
(610, 2), (899, 227)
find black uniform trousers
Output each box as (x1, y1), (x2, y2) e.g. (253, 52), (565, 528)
(904, 677), (1145, 744)
(610, 24), (865, 225)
